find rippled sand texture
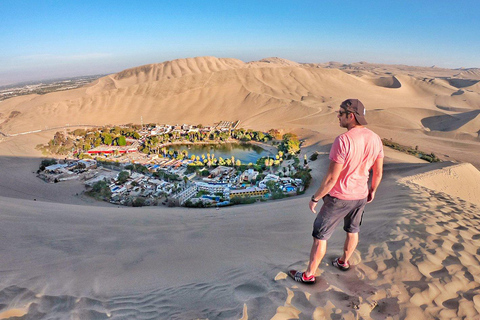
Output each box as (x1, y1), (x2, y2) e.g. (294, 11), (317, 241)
(270, 183), (480, 319)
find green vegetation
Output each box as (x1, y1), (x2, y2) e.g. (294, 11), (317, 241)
(125, 163), (150, 174)
(268, 129), (282, 140)
(37, 123), (312, 208)
(293, 168), (312, 193)
(266, 180), (285, 199)
(184, 199), (207, 208)
(39, 159), (57, 171)
(382, 139), (441, 163)
(86, 180), (112, 200)
(37, 124), (142, 156)
(96, 159), (121, 168)
(278, 133), (301, 156)
(230, 196), (257, 205)
(255, 153), (283, 172)
(117, 171), (130, 184)
(153, 170), (180, 181)
(132, 197), (146, 207)
(37, 124), (299, 173)
(36, 131), (75, 155)
(141, 128), (273, 156)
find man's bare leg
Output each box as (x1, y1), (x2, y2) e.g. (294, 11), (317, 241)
(340, 232), (358, 263)
(305, 238), (327, 277)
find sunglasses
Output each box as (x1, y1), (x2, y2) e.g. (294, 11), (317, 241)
(337, 110), (350, 116)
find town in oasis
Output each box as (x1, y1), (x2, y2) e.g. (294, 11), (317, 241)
(36, 121), (313, 208)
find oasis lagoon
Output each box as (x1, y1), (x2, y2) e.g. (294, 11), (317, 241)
(167, 143), (274, 164)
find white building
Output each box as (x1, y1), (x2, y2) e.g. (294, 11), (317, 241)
(210, 166), (235, 178)
(84, 174), (112, 187)
(240, 168), (259, 182)
(78, 159), (97, 169)
(259, 174), (280, 188)
(196, 182), (229, 195)
(171, 184), (198, 205)
(45, 163), (68, 173)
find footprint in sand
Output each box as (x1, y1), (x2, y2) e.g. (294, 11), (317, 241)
(234, 283), (268, 301)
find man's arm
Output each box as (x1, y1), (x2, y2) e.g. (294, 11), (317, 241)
(309, 160), (343, 213)
(367, 157), (383, 203)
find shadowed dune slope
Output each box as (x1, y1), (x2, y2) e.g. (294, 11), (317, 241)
(365, 75), (402, 88)
(445, 78), (480, 88)
(422, 110), (480, 133)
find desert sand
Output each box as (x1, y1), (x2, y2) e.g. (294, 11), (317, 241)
(0, 57), (479, 319)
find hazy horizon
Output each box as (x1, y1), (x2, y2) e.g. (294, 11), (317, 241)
(1, 1), (479, 86)
(4, 55), (480, 88)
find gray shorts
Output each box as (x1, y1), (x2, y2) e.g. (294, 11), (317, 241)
(312, 194), (368, 240)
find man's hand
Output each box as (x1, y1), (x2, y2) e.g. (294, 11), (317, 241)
(308, 160), (343, 214)
(367, 189), (375, 203)
(309, 200), (318, 214)
(367, 157), (383, 204)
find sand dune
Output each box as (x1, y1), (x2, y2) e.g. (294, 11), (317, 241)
(2, 56), (479, 158)
(364, 75), (402, 88)
(248, 57), (300, 68)
(454, 68), (480, 79)
(445, 78), (480, 89)
(113, 56), (245, 85)
(269, 162), (480, 319)
(1, 56), (480, 319)
(422, 109), (480, 132)
(399, 162), (480, 205)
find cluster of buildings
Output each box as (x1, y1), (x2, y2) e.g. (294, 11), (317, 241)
(81, 120), (240, 157)
(141, 120), (240, 137)
(168, 168), (304, 207)
(38, 120), (305, 207)
(0, 75), (103, 102)
(39, 156), (305, 208)
(87, 140), (140, 155)
(39, 159), (98, 183)
(104, 172), (178, 206)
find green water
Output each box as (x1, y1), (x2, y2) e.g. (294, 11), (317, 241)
(168, 143), (273, 163)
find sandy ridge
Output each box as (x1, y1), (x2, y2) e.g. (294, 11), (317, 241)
(399, 163), (480, 205)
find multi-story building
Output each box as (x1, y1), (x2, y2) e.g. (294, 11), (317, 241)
(229, 187), (268, 199)
(258, 174), (280, 188)
(196, 182), (229, 195)
(240, 168), (259, 182)
(171, 184), (198, 206)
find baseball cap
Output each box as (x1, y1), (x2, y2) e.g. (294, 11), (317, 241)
(340, 99), (368, 125)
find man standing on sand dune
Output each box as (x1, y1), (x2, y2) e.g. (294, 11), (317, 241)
(289, 99), (384, 284)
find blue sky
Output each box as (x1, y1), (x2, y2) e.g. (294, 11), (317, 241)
(1, 0), (479, 85)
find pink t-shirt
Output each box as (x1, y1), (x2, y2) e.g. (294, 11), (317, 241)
(329, 127), (384, 200)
